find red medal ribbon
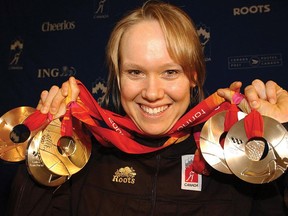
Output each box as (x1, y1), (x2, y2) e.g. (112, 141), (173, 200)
(244, 109), (264, 139)
(23, 110), (53, 131)
(70, 81), (230, 153)
(193, 132), (211, 175)
(70, 81), (233, 175)
(221, 93), (245, 147)
(224, 104), (239, 133)
(61, 104), (73, 137)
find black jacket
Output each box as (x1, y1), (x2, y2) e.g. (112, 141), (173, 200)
(6, 134), (288, 216)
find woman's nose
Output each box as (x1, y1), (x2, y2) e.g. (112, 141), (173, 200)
(141, 78), (165, 101)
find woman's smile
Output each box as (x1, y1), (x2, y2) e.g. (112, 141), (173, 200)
(140, 104), (169, 116)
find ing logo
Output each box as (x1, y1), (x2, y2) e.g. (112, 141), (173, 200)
(37, 66), (76, 78)
(8, 38), (24, 70)
(197, 23), (211, 62)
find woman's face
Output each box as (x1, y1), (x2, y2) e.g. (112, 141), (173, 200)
(119, 20), (193, 136)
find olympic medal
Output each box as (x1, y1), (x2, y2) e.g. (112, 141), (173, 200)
(200, 111), (246, 174)
(224, 116), (288, 184)
(0, 106), (35, 162)
(39, 118), (91, 176)
(26, 130), (69, 187)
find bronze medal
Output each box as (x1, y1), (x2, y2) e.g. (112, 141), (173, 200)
(224, 116), (288, 184)
(26, 130), (69, 187)
(200, 110), (246, 174)
(0, 106), (35, 162)
(38, 118), (91, 176)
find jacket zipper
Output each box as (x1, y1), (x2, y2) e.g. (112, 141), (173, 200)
(150, 154), (161, 215)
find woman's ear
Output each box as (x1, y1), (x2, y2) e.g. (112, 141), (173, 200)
(190, 71), (197, 88)
(190, 82), (196, 88)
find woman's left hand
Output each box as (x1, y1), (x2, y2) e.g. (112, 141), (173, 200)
(217, 79), (288, 123)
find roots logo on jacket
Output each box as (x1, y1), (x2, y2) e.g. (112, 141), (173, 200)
(112, 166), (136, 184)
(181, 155), (202, 191)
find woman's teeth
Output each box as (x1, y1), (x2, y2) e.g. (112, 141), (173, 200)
(141, 105), (168, 115)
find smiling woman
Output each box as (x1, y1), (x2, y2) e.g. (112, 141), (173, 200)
(104, 0), (206, 114)
(5, 1), (288, 216)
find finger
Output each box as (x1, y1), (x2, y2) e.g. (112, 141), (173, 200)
(36, 90), (49, 110)
(60, 80), (70, 99)
(40, 85), (61, 114)
(265, 80), (278, 104)
(217, 88), (235, 101)
(67, 76), (80, 102)
(244, 85), (261, 110)
(251, 79), (267, 100)
(49, 87), (68, 115)
(228, 81), (242, 92)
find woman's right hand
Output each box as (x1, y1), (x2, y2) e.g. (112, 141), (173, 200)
(36, 76), (80, 118)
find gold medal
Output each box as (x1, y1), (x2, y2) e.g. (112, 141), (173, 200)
(0, 106), (35, 162)
(200, 111), (246, 174)
(224, 116), (288, 184)
(26, 130), (69, 187)
(39, 118), (91, 176)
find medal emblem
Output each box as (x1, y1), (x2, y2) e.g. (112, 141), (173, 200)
(38, 118), (92, 176)
(224, 116), (288, 184)
(26, 130), (69, 186)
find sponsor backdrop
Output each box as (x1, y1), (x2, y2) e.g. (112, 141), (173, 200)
(0, 0), (287, 212)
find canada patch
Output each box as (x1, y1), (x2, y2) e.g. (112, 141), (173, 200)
(181, 155), (202, 191)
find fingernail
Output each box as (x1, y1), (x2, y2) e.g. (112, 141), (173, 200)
(50, 107), (57, 114)
(217, 90), (224, 96)
(41, 107), (48, 113)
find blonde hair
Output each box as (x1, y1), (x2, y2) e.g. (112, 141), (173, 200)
(103, 0), (206, 112)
